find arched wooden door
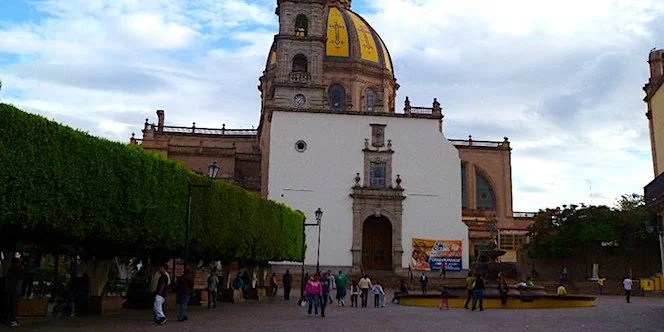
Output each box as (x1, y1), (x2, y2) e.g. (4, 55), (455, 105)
(362, 216), (392, 270)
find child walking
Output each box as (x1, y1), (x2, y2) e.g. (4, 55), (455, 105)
(438, 290), (450, 310)
(372, 281), (386, 308)
(350, 281), (359, 307)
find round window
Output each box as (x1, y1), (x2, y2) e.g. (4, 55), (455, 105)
(294, 140), (307, 152)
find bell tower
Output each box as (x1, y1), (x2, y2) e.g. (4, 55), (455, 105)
(264, 0), (330, 111)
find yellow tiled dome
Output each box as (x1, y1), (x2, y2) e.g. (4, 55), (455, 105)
(325, 7), (393, 72)
(265, 6), (393, 73)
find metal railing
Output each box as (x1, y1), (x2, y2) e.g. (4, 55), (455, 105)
(450, 139), (504, 148)
(161, 125), (257, 136)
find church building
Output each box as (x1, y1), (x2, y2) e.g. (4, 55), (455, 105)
(132, 0), (532, 273)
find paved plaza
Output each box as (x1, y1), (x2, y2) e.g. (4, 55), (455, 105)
(4, 295), (663, 332)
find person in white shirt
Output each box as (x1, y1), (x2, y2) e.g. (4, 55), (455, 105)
(622, 276), (633, 303)
(372, 281), (386, 307)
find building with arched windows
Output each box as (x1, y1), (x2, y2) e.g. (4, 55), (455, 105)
(132, 0), (532, 273)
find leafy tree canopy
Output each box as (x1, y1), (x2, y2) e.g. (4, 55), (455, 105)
(525, 194), (657, 260)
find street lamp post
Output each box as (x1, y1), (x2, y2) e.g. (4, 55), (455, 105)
(314, 208), (323, 272)
(299, 208), (323, 303)
(184, 161), (220, 264)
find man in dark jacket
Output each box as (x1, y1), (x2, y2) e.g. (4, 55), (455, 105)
(282, 270), (293, 300)
(472, 273), (486, 311)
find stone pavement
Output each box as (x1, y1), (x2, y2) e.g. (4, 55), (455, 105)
(3, 295), (663, 332)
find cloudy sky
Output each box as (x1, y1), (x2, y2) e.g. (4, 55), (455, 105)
(1, 0), (662, 212)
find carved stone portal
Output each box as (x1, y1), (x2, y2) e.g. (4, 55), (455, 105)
(350, 186), (405, 273)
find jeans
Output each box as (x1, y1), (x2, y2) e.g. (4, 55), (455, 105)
(320, 294), (327, 317)
(374, 294), (380, 307)
(625, 289), (631, 303)
(360, 288), (369, 307)
(207, 290), (216, 308)
(472, 289), (484, 310)
(153, 295), (166, 320)
(178, 293), (191, 320)
(307, 294), (320, 315)
(464, 289), (473, 308)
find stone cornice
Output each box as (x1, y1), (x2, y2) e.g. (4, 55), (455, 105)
(270, 107), (443, 120)
(350, 186), (405, 200)
(644, 77), (664, 102)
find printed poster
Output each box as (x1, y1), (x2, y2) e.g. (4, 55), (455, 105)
(411, 238), (463, 271)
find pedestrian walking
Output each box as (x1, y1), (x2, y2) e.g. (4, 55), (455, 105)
(561, 266), (568, 282)
(335, 270), (348, 306)
(153, 265), (169, 325)
(372, 281), (385, 307)
(597, 277), (605, 295)
(471, 273), (485, 311)
(282, 270), (292, 301)
(420, 272), (428, 294)
(438, 261), (447, 278)
(176, 269), (194, 322)
(325, 270), (336, 304)
(270, 273), (279, 297)
(321, 272), (331, 317)
(304, 274), (322, 316)
(498, 273), (509, 306)
(350, 280), (359, 307)
(232, 272), (244, 302)
(206, 270), (219, 309)
(358, 274), (372, 308)
(463, 271), (475, 309)
(438, 290), (450, 310)
(623, 275), (633, 303)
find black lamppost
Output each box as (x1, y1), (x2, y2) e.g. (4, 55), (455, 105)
(314, 208), (323, 272)
(299, 208), (323, 303)
(184, 161), (220, 264)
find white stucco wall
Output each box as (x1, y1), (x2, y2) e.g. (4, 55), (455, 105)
(267, 111), (469, 269)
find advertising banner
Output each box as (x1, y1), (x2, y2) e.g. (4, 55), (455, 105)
(411, 238), (463, 271)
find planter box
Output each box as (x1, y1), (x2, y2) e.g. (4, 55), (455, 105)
(88, 296), (124, 315)
(17, 299), (48, 317)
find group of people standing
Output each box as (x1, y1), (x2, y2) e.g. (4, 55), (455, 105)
(303, 270), (349, 316)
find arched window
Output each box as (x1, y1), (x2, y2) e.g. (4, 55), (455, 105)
(292, 54), (308, 72)
(328, 84), (346, 111)
(295, 14), (308, 37)
(476, 171), (496, 210)
(362, 88), (377, 112)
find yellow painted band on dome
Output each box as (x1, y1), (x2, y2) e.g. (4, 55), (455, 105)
(348, 11), (379, 63)
(379, 37), (392, 72)
(326, 8), (349, 57)
(269, 51), (277, 65)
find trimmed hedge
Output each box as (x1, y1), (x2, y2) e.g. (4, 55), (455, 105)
(0, 103), (303, 263)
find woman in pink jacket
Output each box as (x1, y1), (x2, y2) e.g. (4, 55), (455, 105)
(305, 274), (323, 316)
